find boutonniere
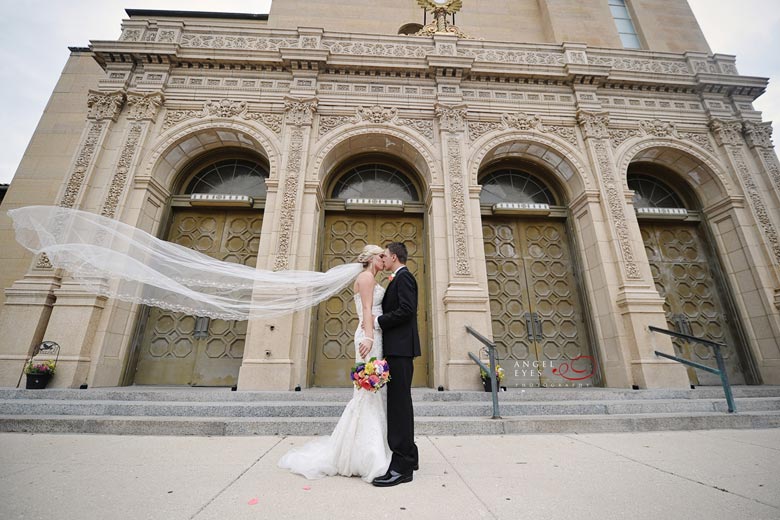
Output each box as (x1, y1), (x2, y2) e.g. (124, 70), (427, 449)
(388, 274), (395, 282)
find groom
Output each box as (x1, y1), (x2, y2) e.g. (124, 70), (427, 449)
(372, 242), (420, 487)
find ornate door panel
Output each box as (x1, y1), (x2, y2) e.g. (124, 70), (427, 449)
(134, 209), (262, 386)
(484, 219), (595, 387)
(641, 223), (744, 385)
(314, 214), (428, 387)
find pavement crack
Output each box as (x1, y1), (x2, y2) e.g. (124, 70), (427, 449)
(565, 434), (780, 511)
(189, 436), (284, 519)
(429, 436), (499, 520)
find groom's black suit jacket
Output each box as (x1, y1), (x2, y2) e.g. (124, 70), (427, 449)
(378, 267), (421, 358)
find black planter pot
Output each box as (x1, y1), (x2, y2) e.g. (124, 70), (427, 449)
(25, 373), (52, 389)
(481, 377), (492, 392)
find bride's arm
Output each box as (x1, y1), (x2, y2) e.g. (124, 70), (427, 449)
(356, 271), (376, 360)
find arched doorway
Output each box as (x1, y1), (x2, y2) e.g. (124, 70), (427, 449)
(133, 153), (267, 386)
(312, 157), (429, 387)
(629, 166), (750, 385)
(480, 163), (598, 387)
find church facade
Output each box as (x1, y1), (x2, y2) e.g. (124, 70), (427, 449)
(1, 1), (779, 391)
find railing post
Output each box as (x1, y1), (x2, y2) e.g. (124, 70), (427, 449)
(487, 339), (499, 419)
(713, 344), (736, 413)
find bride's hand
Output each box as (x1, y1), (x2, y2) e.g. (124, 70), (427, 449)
(359, 339), (371, 359)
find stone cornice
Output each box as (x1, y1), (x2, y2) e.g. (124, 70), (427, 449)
(89, 26), (768, 98)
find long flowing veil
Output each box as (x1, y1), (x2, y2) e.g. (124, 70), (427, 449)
(7, 206), (364, 321)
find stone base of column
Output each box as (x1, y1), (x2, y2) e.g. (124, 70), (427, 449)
(237, 360), (294, 390)
(0, 274), (59, 387)
(445, 360), (484, 390)
(42, 282), (107, 388)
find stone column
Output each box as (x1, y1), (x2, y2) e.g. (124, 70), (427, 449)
(576, 111), (688, 388)
(709, 119), (780, 383)
(0, 90), (125, 387)
(434, 103), (492, 390)
(238, 97), (317, 390)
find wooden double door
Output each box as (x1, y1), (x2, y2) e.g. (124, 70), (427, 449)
(133, 208), (262, 386)
(483, 218), (596, 387)
(641, 222), (746, 385)
(313, 213), (428, 387)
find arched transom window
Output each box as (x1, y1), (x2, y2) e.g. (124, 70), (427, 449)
(479, 169), (556, 205)
(628, 174), (686, 209)
(184, 159), (269, 198)
(331, 163), (419, 202)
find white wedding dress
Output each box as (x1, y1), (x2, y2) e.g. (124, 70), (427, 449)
(278, 284), (392, 482)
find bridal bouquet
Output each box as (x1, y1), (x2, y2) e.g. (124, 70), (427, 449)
(351, 357), (390, 392)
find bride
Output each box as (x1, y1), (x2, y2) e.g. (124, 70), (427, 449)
(278, 244), (392, 482)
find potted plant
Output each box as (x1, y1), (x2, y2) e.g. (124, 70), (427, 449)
(24, 359), (56, 389)
(480, 365), (504, 392)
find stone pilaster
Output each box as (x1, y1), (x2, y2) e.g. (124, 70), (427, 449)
(238, 97), (318, 390)
(0, 90), (126, 387)
(576, 110), (689, 389)
(435, 103), (492, 390)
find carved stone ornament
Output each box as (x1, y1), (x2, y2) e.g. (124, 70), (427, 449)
(101, 123), (143, 218)
(436, 104), (467, 133)
(87, 90), (126, 121)
(577, 111), (610, 140)
(273, 128), (304, 271)
(730, 148), (780, 266)
(447, 139), (471, 276)
(355, 105), (399, 124)
(594, 140), (641, 279)
(284, 97), (318, 127)
(758, 148), (780, 199)
(609, 128), (643, 149)
(640, 119), (678, 138)
(126, 91), (164, 122)
(204, 99), (248, 118)
(60, 122), (106, 209)
(743, 121), (774, 149)
(501, 112), (544, 131)
(710, 119), (744, 147)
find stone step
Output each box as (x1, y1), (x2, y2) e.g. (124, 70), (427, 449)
(2, 411), (779, 436)
(2, 385), (780, 402)
(3, 397), (780, 418)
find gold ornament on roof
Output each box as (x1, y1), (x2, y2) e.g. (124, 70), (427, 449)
(415, 0), (472, 38)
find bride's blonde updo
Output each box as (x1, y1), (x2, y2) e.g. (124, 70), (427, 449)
(357, 244), (384, 267)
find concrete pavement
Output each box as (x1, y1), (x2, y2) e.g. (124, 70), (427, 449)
(1, 429), (779, 519)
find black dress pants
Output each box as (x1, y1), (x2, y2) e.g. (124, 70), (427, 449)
(385, 355), (419, 473)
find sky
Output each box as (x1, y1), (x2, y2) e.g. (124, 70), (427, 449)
(0, 0), (778, 184)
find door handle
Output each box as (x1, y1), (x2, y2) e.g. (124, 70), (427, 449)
(524, 312), (534, 340)
(194, 316), (210, 338)
(532, 312), (543, 341)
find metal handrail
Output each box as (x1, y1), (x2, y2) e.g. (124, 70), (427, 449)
(465, 325), (501, 419)
(649, 325), (736, 413)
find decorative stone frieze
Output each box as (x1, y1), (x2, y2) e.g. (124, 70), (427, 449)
(162, 99), (282, 135)
(101, 123), (143, 218)
(588, 55), (690, 75)
(126, 91), (164, 122)
(180, 33), (300, 51)
(743, 121), (774, 149)
(397, 118), (434, 141)
(318, 108), (433, 142)
(457, 47), (564, 65)
(284, 97), (317, 126)
(710, 119), (744, 147)
(467, 121), (504, 142)
(273, 128), (304, 272)
(87, 90), (126, 122)
(447, 139), (470, 276)
(678, 132), (714, 153)
(321, 40), (432, 58)
(436, 104), (467, 133)
(609, 128), (643, 149)
(467, 114), (578, 146)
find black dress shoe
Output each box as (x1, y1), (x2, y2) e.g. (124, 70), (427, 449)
(372, 470), (413, 487)
(414, 464), (419, 471)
